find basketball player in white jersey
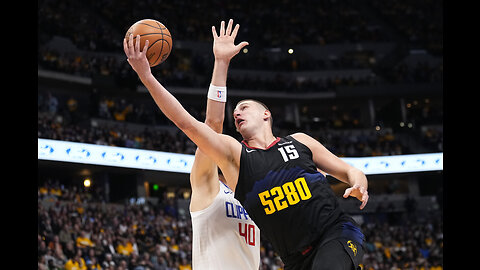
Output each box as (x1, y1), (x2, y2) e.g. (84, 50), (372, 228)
(188, 19), (260, 269)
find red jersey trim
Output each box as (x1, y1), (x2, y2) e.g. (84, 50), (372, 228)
(241, 137), (281, 150)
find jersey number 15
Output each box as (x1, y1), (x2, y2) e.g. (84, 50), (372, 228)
(278, 145), (299, 162)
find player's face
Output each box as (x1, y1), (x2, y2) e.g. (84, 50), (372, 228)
(233, 100), (268, 135)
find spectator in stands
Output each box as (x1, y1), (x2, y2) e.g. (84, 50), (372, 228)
(99, 97), (113, 119)
(138, 252), (155, 270)
(116, 236), (134, 257)
(76, 230), (95, 249)
(65, 252), (87, 270)
(102, 253), (116, 269)
(63, 240), (76, 261)
(86, 256), (102, 270)
(38, 255), (48, 270)
(48, 235), (63, 254)
(66, 96), (80, 124)
(179, 257), (192, 270)
(46, 91), (59, 116)
(58, 223), (72, 246)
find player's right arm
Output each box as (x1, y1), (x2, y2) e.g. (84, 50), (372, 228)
(123, 22), (246, 184)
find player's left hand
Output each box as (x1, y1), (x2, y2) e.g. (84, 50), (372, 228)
(343, 184), (369, 210)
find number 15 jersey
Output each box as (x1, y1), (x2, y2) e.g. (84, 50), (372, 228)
(235, 135), (360, 259)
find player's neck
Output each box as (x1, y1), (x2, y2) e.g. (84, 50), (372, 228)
(242, 130), (276, 150)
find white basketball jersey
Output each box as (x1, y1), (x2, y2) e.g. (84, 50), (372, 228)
(190, 181), (260, 270)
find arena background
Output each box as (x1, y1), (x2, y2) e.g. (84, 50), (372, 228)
(38, 0), (443, 269)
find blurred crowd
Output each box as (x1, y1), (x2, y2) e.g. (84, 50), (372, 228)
(37, 180), (285, 270)
(361, 213), (443, 270)
(38, 0), (441, 52)
(38, 0), (391, 52)
(38, 46), (389, 93)
(38, 182), (194, 270)
(38, 89), (442, 156)
(38, 180), (443, 270)
(38, 0), (443, 93)
(38, 46), (442, 94)
(369, 0), (442, 55)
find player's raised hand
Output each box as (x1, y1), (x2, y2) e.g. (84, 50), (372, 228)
(124, 34), (151, 79)
(343, 184), (369, 210)
(212, 19), (249, 61)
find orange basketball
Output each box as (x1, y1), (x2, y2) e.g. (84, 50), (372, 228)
(125, 19), (173, 67)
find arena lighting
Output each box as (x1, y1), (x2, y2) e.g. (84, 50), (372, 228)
(83, 178), (91, 188)
(38, 138), (443, 175)
(38, 138), (194, 173)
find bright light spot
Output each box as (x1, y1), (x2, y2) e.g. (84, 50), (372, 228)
(84, 179), (91, 188)
(243, 48), (248, 54)
(288, 48), (294, 54)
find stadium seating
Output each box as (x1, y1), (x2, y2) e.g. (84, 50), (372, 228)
(38, 0), (442, 269)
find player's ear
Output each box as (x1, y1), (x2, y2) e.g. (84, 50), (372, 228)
(263, 110), (271, 121)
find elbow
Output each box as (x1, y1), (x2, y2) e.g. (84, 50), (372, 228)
(205, 118), (224, 133)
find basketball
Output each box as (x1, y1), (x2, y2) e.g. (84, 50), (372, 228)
(125, 19), (173, 67)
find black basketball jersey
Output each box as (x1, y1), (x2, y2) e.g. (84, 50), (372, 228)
(235, 135), (360, 259)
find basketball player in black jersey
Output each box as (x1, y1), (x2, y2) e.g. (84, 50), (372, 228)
(124, 19), (369, 270)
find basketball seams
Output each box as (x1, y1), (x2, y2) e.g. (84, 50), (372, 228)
(130, 35), (171, 66)
(149, 20), (166, 66)
(152, 24), (165, 66)
(136, 22), (167, 30)
(129, 34), (171, 48)
(143, 38), (171, 66)
(133, 33), (172, 38)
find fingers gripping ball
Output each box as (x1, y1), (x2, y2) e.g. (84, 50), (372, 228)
(125, 19), (172, 67)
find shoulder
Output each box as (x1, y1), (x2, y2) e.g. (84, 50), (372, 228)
(289, 132), (316, 145)
(289, 132), (328, 154)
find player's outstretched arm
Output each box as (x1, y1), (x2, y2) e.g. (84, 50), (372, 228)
(206, 19), (248, 130)
(192, 18), (248, 184)
(123, 33), (241, 177)
(191, 19), (247, 196)
(291, 132), (369, 209)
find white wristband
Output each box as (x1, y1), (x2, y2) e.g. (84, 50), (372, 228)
(207, 84), (227, 102)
